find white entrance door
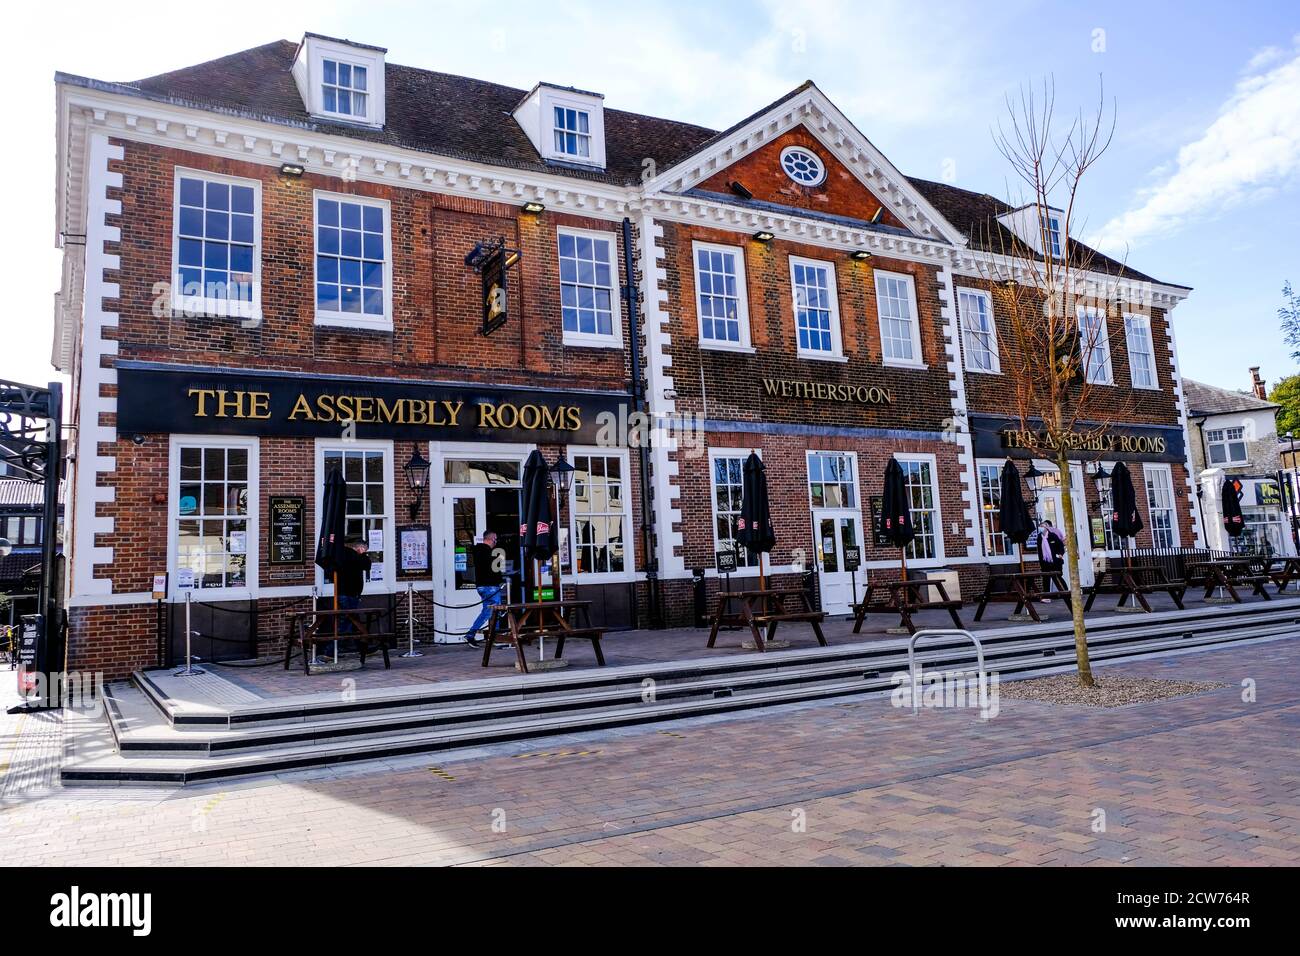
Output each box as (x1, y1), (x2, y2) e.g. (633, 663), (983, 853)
(1033, 464), (1093, 588)
(812, 510), (864, 615)
(441, 488), (486, 640)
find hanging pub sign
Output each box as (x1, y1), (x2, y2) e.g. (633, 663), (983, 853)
(465, 238), (520, 337)
(116, 362), (628, 445)
(269, 496), (305, 564)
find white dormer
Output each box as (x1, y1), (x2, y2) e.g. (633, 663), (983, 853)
(997, 203), (1064, 259)
(513, 83), (606, 169)
(292, 33), (386, 129)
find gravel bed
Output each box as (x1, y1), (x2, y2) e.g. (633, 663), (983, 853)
(997, 673), (1229, 707)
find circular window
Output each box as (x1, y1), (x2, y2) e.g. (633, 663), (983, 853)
(780, 146), (826, 186)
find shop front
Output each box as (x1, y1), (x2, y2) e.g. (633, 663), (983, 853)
(114, 361), (643, 655)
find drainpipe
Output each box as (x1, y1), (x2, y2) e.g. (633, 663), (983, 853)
(623, 217), (661, 627)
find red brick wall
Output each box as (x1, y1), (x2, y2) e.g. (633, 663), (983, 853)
(697, 125), (903, 227)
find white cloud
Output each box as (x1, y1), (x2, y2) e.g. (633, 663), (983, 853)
(1092, 40), (1300, 255)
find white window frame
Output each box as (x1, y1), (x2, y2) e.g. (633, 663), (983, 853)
(167, 435), (259, 600)
(957, 287), (1000, 374)
(320, 55), (373, 122)
(538, 89), (607, 169)
(312, 190), (393, 331)
(1123, 312), (1159, 389)
(894, 452), (944, 565)
(779, 145), (827, 187)
(314, 439), (396, 592)
(1206, 426), (1249, 466)
(874, 269), (925, 368)
(1143, 463), (1180, 549)
(557, 226), (622, 349)
(976, 459), (1014, 559)
(708, 448), (761, 574)
(789, 255), (844, 360)
(170, 167), (262, 322)
(692, 241), (753, 351)
(805, 450), (860, 511)
(303, 38), (384, 128)
(566, 446), (635, 583)
(1077, 306), (1115, 386)
(1043, 213), (1062, 258)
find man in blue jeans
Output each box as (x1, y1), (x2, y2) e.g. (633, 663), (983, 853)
(462, 531), (505, 648)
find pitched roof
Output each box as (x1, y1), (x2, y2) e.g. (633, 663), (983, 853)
(69, 41), (1173, 286)
(1183, 378), (1278, 417)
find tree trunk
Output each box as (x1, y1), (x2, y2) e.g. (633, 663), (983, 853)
(1056, 449), (1096, 687)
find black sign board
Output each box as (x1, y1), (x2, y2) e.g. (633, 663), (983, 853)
(868, 496), (891, 547)
(843, 545), (861, 572)
(481, 247), (510, 336)
(116, 362), (629, 445)
(18, 617), (38, 669)
(269, 495), (305, 564)
(716, 549), (738, 574)
(969, 414), (1185, 464)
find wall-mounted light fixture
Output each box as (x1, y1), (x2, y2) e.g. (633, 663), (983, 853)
(729, 180), (754, 200)
(522, 200), (545, 214)
(752, 230), (775, 243)
(850, 250), (872, 261)
(278, 162), (306, 177)
(870, 207), (885, 224)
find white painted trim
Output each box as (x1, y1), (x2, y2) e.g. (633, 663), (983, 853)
(557, 225), (623, 348)
(1162, 308), (1205, 547)
(955, 286), (1000, 375)
(938, 266), (982, 558)
(298, 36), (386, 129)
(1122, 312), (1160, 390)
(170, 165), (263, 322)
(874, 268), (925, 368)
(788, 254), (844, 359)
(314, 438), (397, 591)
(1077, 305), (1116, 386)
(893, 451), (946, 565)
(167, 434), (260, 601)
(566, 444), (637, 583)
(691, 240), (752, 349)
(1141, 461), (1181, 548)
(707, 447), (761, 569)
(312, 189), (393, 331)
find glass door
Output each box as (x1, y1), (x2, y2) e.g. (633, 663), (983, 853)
(1033, 464), (1093, 587)
(812, 510), (863, 615)
(442, 489), (485, 640)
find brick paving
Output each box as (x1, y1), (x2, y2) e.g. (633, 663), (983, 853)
(1, 635), (1297, 866)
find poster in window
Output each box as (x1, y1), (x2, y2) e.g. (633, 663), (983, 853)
(399, 525), (430, 573)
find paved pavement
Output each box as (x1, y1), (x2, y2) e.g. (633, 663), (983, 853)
(1, 636), (1297, 866)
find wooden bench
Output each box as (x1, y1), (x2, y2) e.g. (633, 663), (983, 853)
(706, 588), (827, 652)
(285, 608), (392, 674)
(1084, 562), (1186, 613)
(973, 569), (1070, 623)
(853, 578), (963, 635)
(1188, 558), (1272, 603)
(483, 600), (607, 673)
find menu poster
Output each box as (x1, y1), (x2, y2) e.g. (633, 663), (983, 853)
(269, 496), (306, 565)
(400, 525), (431, 573)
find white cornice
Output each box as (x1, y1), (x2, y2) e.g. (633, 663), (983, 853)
(643, 84), (970, 249)
(948, 248), (1192, 311)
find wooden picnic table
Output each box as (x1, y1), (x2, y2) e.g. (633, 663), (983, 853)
(706, 587), (827, 653)
(1266, 555), (1300, 594)
(1186, 557), (1271, 603)
(1084, 561), (1186, 613)
(974, 569), (1071, 623)
(483, 599), (606, 674)
(852, 578), (963, 635)
(284, 607), (391, 674)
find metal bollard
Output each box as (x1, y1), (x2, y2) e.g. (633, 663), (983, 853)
(401, 581), (423, 658)
(174, 589), (206, 677)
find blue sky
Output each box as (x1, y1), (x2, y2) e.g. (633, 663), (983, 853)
(8, 0), (1298, 393)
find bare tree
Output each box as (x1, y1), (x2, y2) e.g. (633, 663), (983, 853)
(974, 78), (1139, 688)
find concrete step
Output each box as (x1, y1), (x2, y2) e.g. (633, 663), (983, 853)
(61, 613), (1295, 785)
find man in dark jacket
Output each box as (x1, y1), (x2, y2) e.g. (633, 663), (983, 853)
(1036, 520), (1066, 601)
(462, 531), (505, 648)
(333, 539), (372, 644)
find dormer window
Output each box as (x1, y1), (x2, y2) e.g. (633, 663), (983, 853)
(292, 33), (386, 129)
(514, 83), (606, 169)
(1043, 213), (1062, 258)
(322, 59), (368, 119)
(553, 106), (592, 159)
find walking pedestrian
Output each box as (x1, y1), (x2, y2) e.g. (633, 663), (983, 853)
(462, 531), (505, 648)
(1037, 520), (1066, 601)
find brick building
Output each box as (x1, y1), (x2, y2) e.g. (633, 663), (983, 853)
(53, 35), (1200, 676)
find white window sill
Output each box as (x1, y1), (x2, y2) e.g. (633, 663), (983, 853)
(315, 314), (394, 332)
(966, 365), (1002, 376)
(701, 342), (756, 354)
(1131, 382), (1161, 390)
(563, 334), (623, 350)
(797, 351), (848, 363)
(312, 111), (383, 130)
(170, 588), (253, 602)
(171, 299), (261, 323)
(544, 153), (606, 170)
(883, 359), (927, 370)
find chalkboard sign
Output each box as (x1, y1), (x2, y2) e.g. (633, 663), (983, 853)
(716, 549), (738, 574)
(868, 496), (891, 547)
(18, 617), (38, 668)
(843, 545), (861, 572)
(269, 496), (306, 564)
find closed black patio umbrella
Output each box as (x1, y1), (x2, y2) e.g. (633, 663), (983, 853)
(736, 452), (775, 588)
(1110, 462), (1143, 567)
(314, 465), (348, 647)
(998, 459), (1034, 570)
(1222, 475), (1246, 539)
(879, 457), (916, 577)
(519, 449), (556, 600)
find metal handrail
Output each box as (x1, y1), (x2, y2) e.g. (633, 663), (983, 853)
(906, 628), (987, 716)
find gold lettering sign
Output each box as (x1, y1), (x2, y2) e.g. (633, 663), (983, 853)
(761, 378), (893, 405)
(1001, 427), (1166, 456)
